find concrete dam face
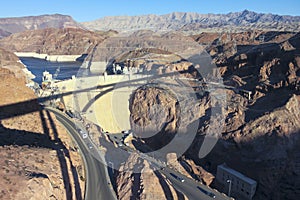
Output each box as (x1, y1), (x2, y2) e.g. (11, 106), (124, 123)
(54, 73), (149, 133)
(88, 61), (110, 74)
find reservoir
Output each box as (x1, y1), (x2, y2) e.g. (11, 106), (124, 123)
(20, 57), (82, 84)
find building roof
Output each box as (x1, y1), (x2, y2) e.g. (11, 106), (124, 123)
(218, 163), (257, 185)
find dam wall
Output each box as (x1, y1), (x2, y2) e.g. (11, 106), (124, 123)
(86, 61), (109, 74)
(53, 74), (150, 133)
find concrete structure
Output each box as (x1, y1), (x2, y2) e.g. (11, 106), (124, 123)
(14, 52), (82, 62)
(53, 73), (150, 133)
(42, 71), (53, 82)
(50, 76), (78, 111)
(15, 52), (48, 60)
(87, 61), (109, 74)
(46, 54), (82, 62)
(92, 74), (149, 133)
(216, 163), (257, 199)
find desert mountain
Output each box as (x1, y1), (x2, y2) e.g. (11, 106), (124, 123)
(0, 14), (83, 38)
(81, 10), (300, 33)
(114, 30), (300, 199)
(0, 28), (112, 55)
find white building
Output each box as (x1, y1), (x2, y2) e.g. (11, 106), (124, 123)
(216, 163), (257, 199)
(42, 70), (53, 82)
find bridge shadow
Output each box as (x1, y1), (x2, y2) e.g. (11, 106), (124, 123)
(178, 159), (202, 182)
(0, 107), (82, 199)
(0, 123), (54, 148)
(44, 110), (83, 200)
(0, 65), (217, 122)
(0, 69), (182, 120)
(131, 166), (143, 199)
(153, 170), (174, 200)
(0, 66), (220, 199)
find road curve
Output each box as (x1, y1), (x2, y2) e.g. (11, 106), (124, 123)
(48, 107), (230, 200)
(116, 139), (231, 199)
(160, 167), (232, 200)
(46, 107), (117, 200)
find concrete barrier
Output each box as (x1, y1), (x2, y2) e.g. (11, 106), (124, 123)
(14, 52), (82, 62)
(88, 61), (109, 74)
(14, 52), (47, 60)
(46, 55), (82, 62)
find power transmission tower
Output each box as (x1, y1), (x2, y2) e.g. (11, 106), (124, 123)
(233, 38), (237, 53)
(227, 31), (231, 43)
(259, 34), (265, 43)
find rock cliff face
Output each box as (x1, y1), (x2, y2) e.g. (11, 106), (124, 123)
(82, 10), (300, 33)
(0, 48), (85, 200)
(0, 28), (11, 39)
(0, 28), (108, 55)
(125, 31), (300, 199)
(115, 153), (187, 200)
(191, 31), (300, 200)
(0, 14), (83, 38)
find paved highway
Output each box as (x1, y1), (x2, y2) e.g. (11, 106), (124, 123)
(48, 107), (231, 200)
(109, 134), (232, 200)
(46, 107), (117, 200)
(160, 167), (232, 200)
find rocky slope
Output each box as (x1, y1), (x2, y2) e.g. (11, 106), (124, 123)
(0, 29), (11, 39)
(125, 31), (300, 199)
(82, 10), (300, 33)
(0, 28), (110, 55)
(0, 48), (85, 199)
(193, 31), (300, 200)
(115, 153), (188, 200)
(0, 14), (83, 38)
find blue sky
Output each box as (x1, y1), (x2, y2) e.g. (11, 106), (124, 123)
(1, 0), (300, 22)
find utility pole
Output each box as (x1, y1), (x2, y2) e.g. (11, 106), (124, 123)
(227, 179), (232, 197)
(259, 34), (265, 43)
(227, 31), (231, 43)
(217, 32), (223, 46)
(233, 38), (237, 53)
(252, 30), (256, 43)
(109, 161), (114, 171)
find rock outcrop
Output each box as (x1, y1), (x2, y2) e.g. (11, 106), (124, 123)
(0, 48), (85, 200)
(115, 153), (187, 200)
(124, 31), (300, 200)
(0, 14), (83, 38)
(0, 28), (108, 56)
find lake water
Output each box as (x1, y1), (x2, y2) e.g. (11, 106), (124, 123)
(20, 57), (82, 84)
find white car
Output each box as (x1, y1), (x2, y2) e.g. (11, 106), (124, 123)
(87, 143), (93, 149)
(79, 130), (88, 139)
(170, 173), (185, 182)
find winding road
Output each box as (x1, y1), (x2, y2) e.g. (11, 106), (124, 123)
(161, 167), (232, 200)
(47, 107), (231, 200)
(46, 107), (117, 200)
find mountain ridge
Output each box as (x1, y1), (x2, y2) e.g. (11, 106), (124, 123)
(81, 10), (300, 32)
(0, 14), (83, 38)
